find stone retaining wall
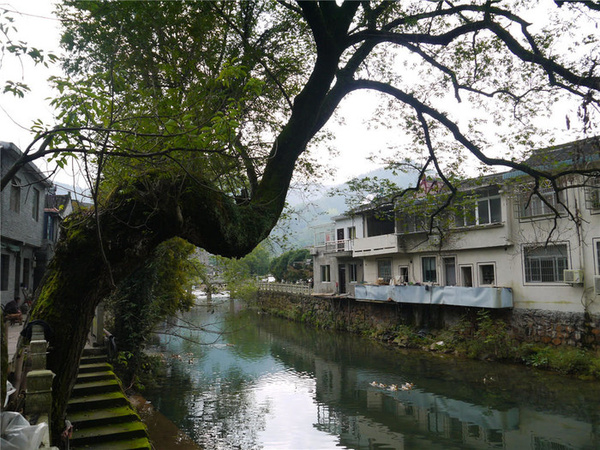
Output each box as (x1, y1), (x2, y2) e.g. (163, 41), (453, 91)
(510, 309), (600, 347)
(256, 292), (600, 348)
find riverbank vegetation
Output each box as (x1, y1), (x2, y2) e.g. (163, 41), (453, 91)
(392, 311), (600, 380)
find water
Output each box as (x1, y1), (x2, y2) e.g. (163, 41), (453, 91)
(144, 299), (600, 449)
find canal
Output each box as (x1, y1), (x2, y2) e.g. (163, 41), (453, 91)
(143, 298), (600, 449)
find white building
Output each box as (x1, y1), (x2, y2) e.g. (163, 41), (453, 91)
(312, 138), (600, 314)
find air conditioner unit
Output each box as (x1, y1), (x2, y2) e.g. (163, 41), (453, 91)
(595, 276), (600, 295)
(563, 269), (584, 284)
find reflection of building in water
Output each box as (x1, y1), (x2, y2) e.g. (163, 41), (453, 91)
(310, 356), (597, 449)
(316, 404), (406, 449)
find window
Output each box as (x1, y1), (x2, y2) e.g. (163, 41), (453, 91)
(422, 256), (437, 283)
(460, 266), (473, 287)
(1, 255), (9, 291)
(454, 187), (502, 227)
(32, 188), (40, 221)
(336, 228), (345, 250)
(479, 263), (495, 285)
(366, 207), (395, 237)
(519, 186), (565, 219)
(377, 259), (392, 284)
(44, 215), (53, 240)
(596, 240), (600, 275)
(349, 263), (358, 282)
(443, 257), (456, 286)
(585, 177), (600, 211)
(398, 266), (409, 284)
(397, 212), (426, 234)
(10, 178), (20, 213)
(23, 258), (30, 289)
(320, 265), (331, 282)
(524, 244), (568, 283)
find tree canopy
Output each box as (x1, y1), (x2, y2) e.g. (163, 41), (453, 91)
(4, 1), (600, 442)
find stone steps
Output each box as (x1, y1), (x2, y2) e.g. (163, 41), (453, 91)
(78, 362), (113, 374)
(68, 391), (130, 413)
(71, 379), (121, 397)
(76, 370), (115, 383)
(70, 421), (148, 446)
(67, 437), (152, 450)
(67, 406), (140, 429)
(67, 348), (150, 449)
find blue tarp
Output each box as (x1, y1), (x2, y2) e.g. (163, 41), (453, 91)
(354, 284), (513, 308)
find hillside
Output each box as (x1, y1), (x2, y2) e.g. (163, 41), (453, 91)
(271, 168), (416, 250)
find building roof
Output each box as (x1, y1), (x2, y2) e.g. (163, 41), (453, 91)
(524, 136), (600, 167)
(45, 193), (72, 215)
(0, 141), (52, 188)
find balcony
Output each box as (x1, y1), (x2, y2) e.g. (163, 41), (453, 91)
(352, 234), (398, 257)
(314, 239), (354, 255)
(354, 284), (513, 309)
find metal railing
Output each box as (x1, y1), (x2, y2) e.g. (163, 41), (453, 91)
(258, 281), (312, 295)
(314, 239), (354, 254)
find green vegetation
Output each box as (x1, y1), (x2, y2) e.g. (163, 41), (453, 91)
(389, 313), (600, 380)
(269, 249), (312, 282)
(106, 237), (200, 390)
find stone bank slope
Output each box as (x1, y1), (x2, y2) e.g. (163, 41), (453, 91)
(66, 348), (150, 449)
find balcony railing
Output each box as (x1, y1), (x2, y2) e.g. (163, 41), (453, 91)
(354, 284), (513, 309)
(315, 239), (354, 253)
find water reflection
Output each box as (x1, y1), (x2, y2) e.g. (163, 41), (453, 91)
(144, 299), (600, 449)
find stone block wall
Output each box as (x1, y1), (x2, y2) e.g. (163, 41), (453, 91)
(509, 309), (600, 347)
(256, 292), (600, 348)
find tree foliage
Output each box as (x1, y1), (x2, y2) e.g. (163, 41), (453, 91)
(0, 7), (57, 97)
(216, 241), (272, 299)
(5, 1), (599, 441)
(269, 248), (312, 282)
(107, 237), (199, 389)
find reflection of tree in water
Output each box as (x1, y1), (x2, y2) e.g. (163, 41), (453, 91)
(222, 308), (273, 360)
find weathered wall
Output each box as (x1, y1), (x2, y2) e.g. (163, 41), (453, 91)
(256, 292), (600, 348)
(510, 309), (600, 347)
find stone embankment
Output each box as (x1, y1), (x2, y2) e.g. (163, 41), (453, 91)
(256, 291), (600, 348)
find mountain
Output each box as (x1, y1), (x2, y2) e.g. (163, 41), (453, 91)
(271, 168), (417, 250)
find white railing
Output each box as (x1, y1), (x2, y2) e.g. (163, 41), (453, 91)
(258, 281), (312, 295)
(314, 239), (354, 254)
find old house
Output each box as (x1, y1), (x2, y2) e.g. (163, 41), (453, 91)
(1, 142), (53, 306)
(312, 138), (600, 316)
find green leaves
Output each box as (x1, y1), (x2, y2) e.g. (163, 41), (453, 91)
(2, 80), (30, 97)
(0, 8), (57, 97)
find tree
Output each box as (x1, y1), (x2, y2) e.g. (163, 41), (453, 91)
(216, 241), (273, 299)
(269, 248), (312, 282)
(3, 1), (599, 442)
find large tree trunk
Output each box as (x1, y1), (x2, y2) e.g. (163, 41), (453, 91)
(32, 174), (279, 437)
